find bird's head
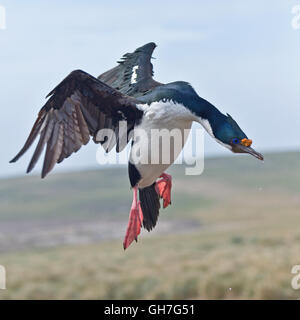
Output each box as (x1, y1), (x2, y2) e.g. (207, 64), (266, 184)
(214, 113), (264, 161)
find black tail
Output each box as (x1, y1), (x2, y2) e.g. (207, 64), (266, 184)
(139, 183), (161, 231)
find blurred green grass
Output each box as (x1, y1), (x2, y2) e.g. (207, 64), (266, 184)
(0, 151), (300, 299)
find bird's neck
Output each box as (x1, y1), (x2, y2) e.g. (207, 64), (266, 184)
(190, 97), (232, 149)
(189, 97), (226, 136)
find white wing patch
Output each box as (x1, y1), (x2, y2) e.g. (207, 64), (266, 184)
(131, 65), (139, 84)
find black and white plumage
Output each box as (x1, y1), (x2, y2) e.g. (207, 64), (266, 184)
(11, 42), (263, 249)
(98, 42), (161, 97)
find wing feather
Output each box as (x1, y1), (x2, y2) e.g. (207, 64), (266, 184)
(10, 111), (47, 163)
(42, 122), (64, 178)
(74, 101), (90, 144)
(98, 42), (162, 97)
(11, 70), (143, 177)
(27, 115), (55, 173)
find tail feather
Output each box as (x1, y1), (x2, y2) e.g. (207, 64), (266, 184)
(139, 183), (160, 231)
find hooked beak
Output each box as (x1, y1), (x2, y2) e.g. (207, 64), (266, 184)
(234, 144), (264, 161)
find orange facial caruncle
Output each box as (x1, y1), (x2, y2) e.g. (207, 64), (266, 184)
(241, 138), (252, 147)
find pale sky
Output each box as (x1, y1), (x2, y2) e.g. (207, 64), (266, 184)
(0, 0), (299, 178)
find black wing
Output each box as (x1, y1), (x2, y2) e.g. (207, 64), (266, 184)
(98, 42), (162, 97)
(10, 70), (143, 178)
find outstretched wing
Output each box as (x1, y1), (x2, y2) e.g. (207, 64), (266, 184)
(10, 70), (143, 178)
(98, 42), (162, 97)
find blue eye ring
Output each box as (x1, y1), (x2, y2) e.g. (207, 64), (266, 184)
(232, 138), (240, 144)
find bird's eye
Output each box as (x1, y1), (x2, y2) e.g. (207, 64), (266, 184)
(232, 138), (240, 144)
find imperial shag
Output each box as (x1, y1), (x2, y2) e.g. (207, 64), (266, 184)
(10, 42), (263, 249)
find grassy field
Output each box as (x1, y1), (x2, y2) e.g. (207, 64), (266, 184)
(0, 151), (300, 299)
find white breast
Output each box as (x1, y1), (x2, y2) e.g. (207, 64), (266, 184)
(131, 100), (196, 188)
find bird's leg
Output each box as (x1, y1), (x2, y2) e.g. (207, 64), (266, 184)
(123, 187), (143, 250)
(156, 173), (172, 208)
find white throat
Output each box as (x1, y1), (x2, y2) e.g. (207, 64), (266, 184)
(197, 117), (232, 150)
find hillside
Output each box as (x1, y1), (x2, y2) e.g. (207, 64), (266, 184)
(0, 151), (300, 299)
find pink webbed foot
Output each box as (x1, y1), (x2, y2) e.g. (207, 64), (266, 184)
(156, 173), (172, 208)
(123, 187), (143, 250)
